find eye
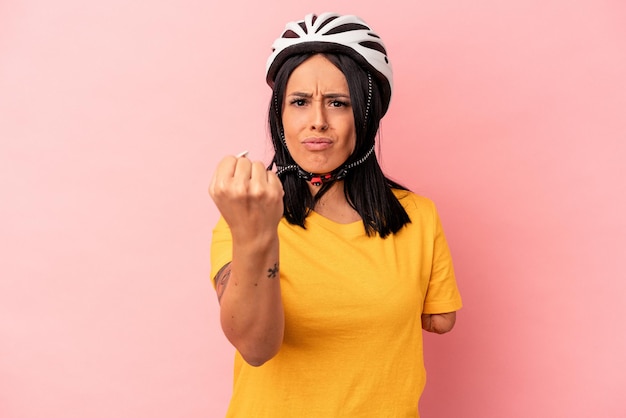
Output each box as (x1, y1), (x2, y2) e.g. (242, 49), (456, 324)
(330, 100), (349, 108)
(290, 98), (307, 106)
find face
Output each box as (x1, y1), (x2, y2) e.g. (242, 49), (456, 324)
(282, 54), (356, 175)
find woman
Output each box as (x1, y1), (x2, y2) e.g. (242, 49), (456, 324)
(209, 12), (462, 417)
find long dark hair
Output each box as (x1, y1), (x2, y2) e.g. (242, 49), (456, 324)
(268, 52), (411, 238)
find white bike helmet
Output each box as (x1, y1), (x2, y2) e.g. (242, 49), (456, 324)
(266, 12), (393, 116)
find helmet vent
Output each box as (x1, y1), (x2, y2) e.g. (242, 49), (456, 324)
(282, 30), (300, 39)
(315, 15), (339, 33)
(359, 41), (387, 55)
(325, 23), (370, 35)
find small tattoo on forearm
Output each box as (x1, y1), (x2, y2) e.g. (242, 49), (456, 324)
(214, 263), (232, 302)
(267, 262), (279, 279)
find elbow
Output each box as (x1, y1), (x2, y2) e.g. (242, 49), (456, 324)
(225, 327), (283, 367)
(238, 343), (281, 367)
(242, 354), (273, 367)
(220, 306), (285, 367)
(432, 315), (456, 334)
(422, 312), (457, 334)
(431, 323), (455, 334)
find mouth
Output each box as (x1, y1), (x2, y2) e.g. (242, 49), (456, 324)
(302, 137), (333, 151)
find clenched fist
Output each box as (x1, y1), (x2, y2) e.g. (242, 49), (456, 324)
(209, 155), (284, 240)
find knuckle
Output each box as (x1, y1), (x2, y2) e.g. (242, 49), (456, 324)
(236, 157), (251, 169)
(213, 179), (248, 200)
(230, 183), (249, 199)
(248, 187), (264, 200)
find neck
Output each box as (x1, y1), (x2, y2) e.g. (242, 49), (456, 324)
(311, 181), (361, 224)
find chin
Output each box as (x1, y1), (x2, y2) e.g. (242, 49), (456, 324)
(299, 159), (344, 175)
(303, 166), (336, 175)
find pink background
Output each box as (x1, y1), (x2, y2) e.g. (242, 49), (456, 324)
(1, 1), (625, 417)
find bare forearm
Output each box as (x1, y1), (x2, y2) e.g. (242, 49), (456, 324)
(209, 155), (285, 366)
(218, 234), (284, 366)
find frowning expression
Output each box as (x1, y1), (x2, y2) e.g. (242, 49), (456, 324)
(282, 54), (356, 175)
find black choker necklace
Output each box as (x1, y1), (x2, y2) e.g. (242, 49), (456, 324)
(274, 145), (375, 186)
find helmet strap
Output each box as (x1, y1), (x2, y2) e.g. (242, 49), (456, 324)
(364, 72), (372, 129)
(274, 144), (375, 186)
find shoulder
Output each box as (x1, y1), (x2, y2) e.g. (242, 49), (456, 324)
(391, 189), (443, 237)
(392, 189), (436, 215)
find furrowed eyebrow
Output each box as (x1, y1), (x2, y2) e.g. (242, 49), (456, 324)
(287, 92), (312, 98)
(324, 93), (351, 100)
(287, 92), (350, 99)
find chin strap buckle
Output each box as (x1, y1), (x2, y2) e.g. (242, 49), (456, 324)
(310, 174), (333, 186)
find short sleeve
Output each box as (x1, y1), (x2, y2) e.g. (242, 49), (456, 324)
(210, 216), (233, 289)
(422, 207), (463, 314)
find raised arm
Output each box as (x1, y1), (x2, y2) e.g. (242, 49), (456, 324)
(209, 155), (285, 366)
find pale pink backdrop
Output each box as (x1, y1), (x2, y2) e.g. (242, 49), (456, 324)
(1, 0), (625, 417)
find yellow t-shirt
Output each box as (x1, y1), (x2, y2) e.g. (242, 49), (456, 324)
(210, 190), (462, 417)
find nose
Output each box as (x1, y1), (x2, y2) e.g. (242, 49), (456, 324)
(311, 102), (328, 131)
